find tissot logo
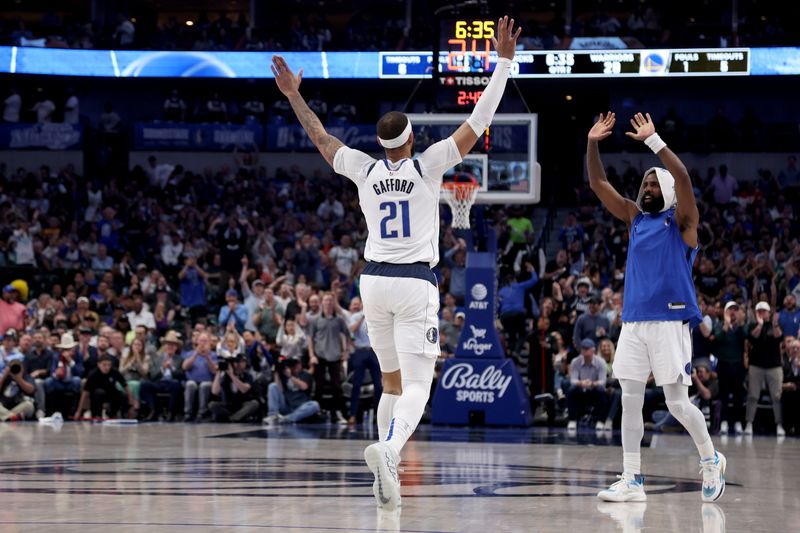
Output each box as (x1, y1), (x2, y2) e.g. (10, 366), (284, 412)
(439, 76), (491, 86)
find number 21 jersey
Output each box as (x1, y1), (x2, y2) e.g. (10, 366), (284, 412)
(333, 137), (462, 267)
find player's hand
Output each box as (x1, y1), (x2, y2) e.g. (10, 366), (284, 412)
(271, 55), (303, 97)
(626, 112), (657, 141)
(588, 112), (615, 143)
(493, 16), (522, 61)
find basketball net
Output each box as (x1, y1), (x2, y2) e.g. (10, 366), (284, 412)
(441, 180), (479, 229)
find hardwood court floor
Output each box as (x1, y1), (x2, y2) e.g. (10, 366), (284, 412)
(0, 422), (797, 532)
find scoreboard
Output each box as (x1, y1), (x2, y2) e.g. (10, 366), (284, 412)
(379, 48), (751, 78)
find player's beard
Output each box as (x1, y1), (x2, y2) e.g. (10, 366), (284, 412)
(641, 195), (664, 214)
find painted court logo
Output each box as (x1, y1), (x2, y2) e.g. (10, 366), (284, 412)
(426, 327), (439, 344)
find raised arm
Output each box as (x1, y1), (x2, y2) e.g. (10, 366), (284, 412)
(626, 112), (699, 247)
(271, 55), (344, 167)
(451, 16), (521, 157)
(586, 112), (639, 224)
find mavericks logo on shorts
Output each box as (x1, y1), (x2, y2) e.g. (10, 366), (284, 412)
(426, 327), (439, 344)
(685, 362), (692, 375)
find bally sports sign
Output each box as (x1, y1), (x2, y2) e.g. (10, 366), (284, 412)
(440, 362), (512, 403)
(433, 358), (531, 425)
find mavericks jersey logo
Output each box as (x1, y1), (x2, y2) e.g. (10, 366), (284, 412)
(426, 327), (438, 344)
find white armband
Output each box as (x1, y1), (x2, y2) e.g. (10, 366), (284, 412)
(466, 57), (512, 137)
(644, 133), (667, 154)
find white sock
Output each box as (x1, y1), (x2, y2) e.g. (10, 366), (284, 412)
(624, 452), (641, 476)
(385, 380), (430, 455)
(377, 393), (400, 442)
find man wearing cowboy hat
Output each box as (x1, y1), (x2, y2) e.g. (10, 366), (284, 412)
(44, 332), (83, 401)
(140, 330), (184, 421)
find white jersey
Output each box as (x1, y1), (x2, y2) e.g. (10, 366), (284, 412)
(333, 137), (462, 266)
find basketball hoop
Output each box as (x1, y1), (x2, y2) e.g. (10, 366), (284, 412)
(441, 179), (479, 229)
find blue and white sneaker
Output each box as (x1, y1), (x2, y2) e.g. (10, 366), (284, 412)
(700, 451), (726, 502)
(597, 473), (647, 502)
(364, 442), (401, 510)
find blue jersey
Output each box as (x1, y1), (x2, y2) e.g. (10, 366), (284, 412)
(621, 208), (702, 326)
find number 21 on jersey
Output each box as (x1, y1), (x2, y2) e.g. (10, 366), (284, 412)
(380, 201), (410, 239)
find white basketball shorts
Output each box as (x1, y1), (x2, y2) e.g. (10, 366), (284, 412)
(613, 321), (693, 386)
(360, 267), (440, 373)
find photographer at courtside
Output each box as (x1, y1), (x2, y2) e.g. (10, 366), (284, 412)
(208, 353), (259, 422)
(0, 356), (36, 421)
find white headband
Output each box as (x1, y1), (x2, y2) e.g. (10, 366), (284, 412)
(378, 118), (413, 149)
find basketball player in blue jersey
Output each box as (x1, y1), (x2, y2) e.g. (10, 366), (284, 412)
(587, 112), (726, 502)
(271, 17), (521, 511)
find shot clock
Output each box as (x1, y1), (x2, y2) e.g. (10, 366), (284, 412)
(441, 19), (496, 73)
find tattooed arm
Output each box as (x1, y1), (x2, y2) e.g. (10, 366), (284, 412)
(271, 55), (344, 167)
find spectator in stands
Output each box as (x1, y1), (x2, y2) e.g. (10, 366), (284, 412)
(498, 263), (539, 358)
(0, 286), (26, 333)
(559, 211), (584, 251)
(308, 92), (328, 119)
(69, 296), (99, 329)
(598, 338), (620, 431)
(91, 244), (114, 272)
(571, 277), (594, 317)
(328, 234), (359, 282)
(9, 222), (36, 266)
(782, 338), (800, 435)
(778, 294), (800, 338)
(30, 90), (55, 123)
(293, 232), (322, 286)
(163, 90), (186, 122)
(263, 356), (320, 425)
(445, 240), (468, 302)
(709, 300), (747, 434)
(98, 102), (121, 133)
(707, 164), (738, 205)
(219, 289), (249, 334)
(308, 293), (349, 423)
(24, 329), (53, 419)
(209, 353), (259, 422)
(345, 296), (382, 425)
(745, 302), (785, 436)
(0, 329), (24, 374)
(181, 331), (218, 421)
(127, 290), (155, 331)
(242, 96), (266, 122)
(45, 332), (82, 400)
(179, 256), (209, 322)
(63, 88), (79, 124)
(573, 294), (611, 347)
(75, 354), (132, 419)
(566, 339), (607, 432)
(3, 87), (21, 123)
(140, 330), (183, 421)
(206, 92), (227, 122)
(276, 318), (304, 360)
(96, 207), (122, 252)
(113, 14), (136, 48)
(121, 337), (150, 416)
(0, 353), (36, 421)
(160, 232), (183, 278)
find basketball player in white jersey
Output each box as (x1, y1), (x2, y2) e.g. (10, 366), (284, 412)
(271, 16), (520, 510)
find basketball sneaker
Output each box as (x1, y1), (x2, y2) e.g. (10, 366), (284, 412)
(597, 473), (646, 502)
(364, 442), (401, 510)
(700, 451), (726, 502)
(719, 420), (729, 434)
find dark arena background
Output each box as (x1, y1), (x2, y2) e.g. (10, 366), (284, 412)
(0, 1), (799, 531)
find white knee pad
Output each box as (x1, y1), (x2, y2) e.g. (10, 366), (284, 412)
(666, 399), (691, 423)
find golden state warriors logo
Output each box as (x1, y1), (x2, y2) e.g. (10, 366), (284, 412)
(640, 51), (670, 75)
